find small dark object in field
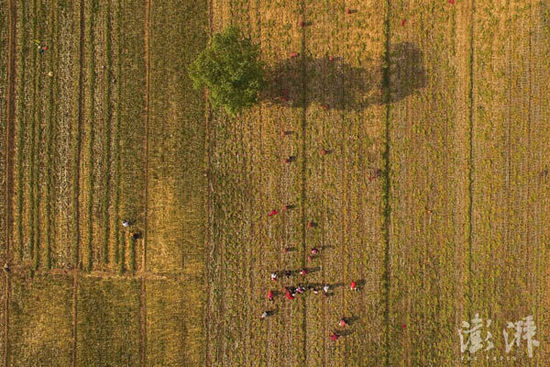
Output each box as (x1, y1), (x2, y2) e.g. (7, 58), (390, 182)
(283, 156), (296, 164)
(130, 232), (141, 240)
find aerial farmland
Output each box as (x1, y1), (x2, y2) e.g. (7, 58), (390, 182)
(1, 0), (549, 366)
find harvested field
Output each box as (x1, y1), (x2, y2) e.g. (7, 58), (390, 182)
(0, 0), (549, 366)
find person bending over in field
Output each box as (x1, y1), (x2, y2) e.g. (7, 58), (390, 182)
(267, 290), (274, 302)
(330, 331), (341, 341)
(260, 310), (274, 320)
(285, 288), (295, 300)
(271, 272), (278, 282)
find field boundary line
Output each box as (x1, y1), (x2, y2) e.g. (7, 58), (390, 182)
(299, 0), (308, 363)
(203, 0), (213, 363)
(3, 0), (17, 363)
(140, 0), (151, 364)
(15, 0), (25, 261)
(466, 3), (475, 367)
(71, 0), (86, 364)
(86, 0), (97, 272)
(101, 0), (113, 266)
(382, 1), (392, 366)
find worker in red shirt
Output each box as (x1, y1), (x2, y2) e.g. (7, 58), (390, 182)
(267, 290), (274, 302)
(338, 318), (348, 327)
(350, 281), (358, 291)
(330, 332), (340, 341)
(285, 288), (295, 300)
(268, 209), (279, 217)
(300, 268), (308, 276)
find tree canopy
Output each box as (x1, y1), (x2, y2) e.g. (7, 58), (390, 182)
(189, 26), (265, 116)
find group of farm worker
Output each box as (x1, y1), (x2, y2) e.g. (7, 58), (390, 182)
(260, 245), (360, 341)
(260, 127), (369, 342)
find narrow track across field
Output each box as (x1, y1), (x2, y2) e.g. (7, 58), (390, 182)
(140, 0), (151, 363)
(71, 0), (86, 365)
(3, 0), (17, 364)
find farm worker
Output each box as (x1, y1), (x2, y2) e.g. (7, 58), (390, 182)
(339, 318), (348, 327)
(3, 263), (9, 273)
(122, 220), (131, 228)
(307, 255), (313, 262)
(296, 286), (306, 294)
(38, 44), (48, 55)
(307, 221), (317, 228)
(350, 281), (358, 291)
(268, 209), (279, 217)
(283, 247), (289, 254)
(300, 268), (308, 276)
(322, 284), (330, 296)
(330, 332), (340, 341)
(281, 130), (292, 137)
(320, 148), (328, 156)
(311, 248), (319, 255)
(289, 52), (300, 58)
(285, 289), (295, 300)
(260, 310), (274, 320)
(271, 272), (278, 282)
(284, 270), (292, 278)
(283, 156), (296, 164)
(267, 290), (274, 301)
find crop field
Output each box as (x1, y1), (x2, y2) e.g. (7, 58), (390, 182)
(1, 0), (550, 366)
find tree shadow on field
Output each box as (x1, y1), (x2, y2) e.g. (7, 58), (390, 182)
(261, 42), (426, 110)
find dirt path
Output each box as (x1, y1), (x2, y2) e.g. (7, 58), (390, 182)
(3, 0), (17, 364)
(203, 0), (214, 364)
(71, 0), (86, 365)
(140, 0), (151, 364)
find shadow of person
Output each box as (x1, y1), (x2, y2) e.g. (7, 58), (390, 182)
(261, 42), (426, 110)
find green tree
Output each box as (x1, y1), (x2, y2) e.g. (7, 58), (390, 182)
(189, 26), (265, 116)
